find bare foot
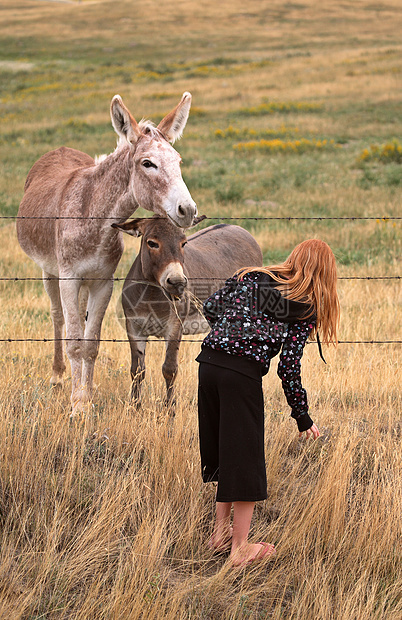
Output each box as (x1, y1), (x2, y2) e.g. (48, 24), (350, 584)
(230, 542), (276, 567)
(208, 527), (233, 553)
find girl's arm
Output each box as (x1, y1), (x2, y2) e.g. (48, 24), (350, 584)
(277, 321), (315, 432)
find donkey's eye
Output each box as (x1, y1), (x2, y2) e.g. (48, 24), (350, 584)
(142, 160), (157, 169)
(147, 239), (159, 249)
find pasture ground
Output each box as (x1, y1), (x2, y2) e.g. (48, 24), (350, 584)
(0, 1), (401, 618)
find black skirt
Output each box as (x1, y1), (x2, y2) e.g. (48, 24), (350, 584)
(197, 348), (267, 503)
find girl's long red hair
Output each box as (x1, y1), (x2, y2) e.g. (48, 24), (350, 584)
(236, 239), (340, 345)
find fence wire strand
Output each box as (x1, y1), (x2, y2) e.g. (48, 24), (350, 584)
(0, 276), (400, 282)
(2, 215), (401, 221)
(0, 338), (400, 345)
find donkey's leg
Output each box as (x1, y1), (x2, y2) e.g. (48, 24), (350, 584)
(42, 271), (66, 386)
(126, 318), (148, 404)
(81, 279), (114, 405)
(162, 319), (183, 412)
(59, 278), (90, 413)
(78, 285), (89, 331)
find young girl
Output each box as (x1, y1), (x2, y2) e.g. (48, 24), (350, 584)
(196, 239), (340, 567)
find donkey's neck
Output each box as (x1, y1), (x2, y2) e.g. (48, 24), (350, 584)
(88, 145), (138, 222)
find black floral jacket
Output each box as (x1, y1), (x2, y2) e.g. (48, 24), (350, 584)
(200, 272), (316, 431)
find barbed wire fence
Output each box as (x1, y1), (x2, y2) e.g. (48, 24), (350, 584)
(1, 214), (400, 345)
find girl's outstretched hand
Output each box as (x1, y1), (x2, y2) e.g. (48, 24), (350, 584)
(299, 423), (320, 440)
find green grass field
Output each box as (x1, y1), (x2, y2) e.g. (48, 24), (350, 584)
(0, 1), (401, 618)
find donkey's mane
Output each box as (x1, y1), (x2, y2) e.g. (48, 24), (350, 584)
(94, 119), (164, 165)
(138, 118), (160, 138)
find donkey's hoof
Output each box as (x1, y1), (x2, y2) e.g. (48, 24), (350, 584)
(70, 396), (94, 418)
(129, 392), (142, 405)
(50, 375), (64, 389)
(70, 404), (94, 419)
(50, 382), (63, 392)
(164, 398), (176, 417)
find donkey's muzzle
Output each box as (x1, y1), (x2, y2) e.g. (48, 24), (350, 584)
(165, 275), (188, 298)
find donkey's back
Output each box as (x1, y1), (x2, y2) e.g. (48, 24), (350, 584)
(23, 146), (94, 193)
(181, 223), (263, 334)
(185, 223), (262, 278)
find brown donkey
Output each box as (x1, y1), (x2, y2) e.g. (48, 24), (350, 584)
(17, 93), (197, 414)
(113, 217), (262, 409)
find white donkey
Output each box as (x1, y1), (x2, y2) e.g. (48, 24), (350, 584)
(17, 93), (197, 414)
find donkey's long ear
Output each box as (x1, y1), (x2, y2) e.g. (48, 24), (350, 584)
(110, 95), (142, 145)
(111, 218), (144, 237)
(157, 92), (192, 143)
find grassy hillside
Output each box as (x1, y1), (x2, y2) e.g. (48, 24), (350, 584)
(0, 1), (401, 618)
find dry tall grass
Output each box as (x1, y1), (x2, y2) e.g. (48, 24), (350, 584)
(1, 0), (401, 617)
(0, 221), (401, 618)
